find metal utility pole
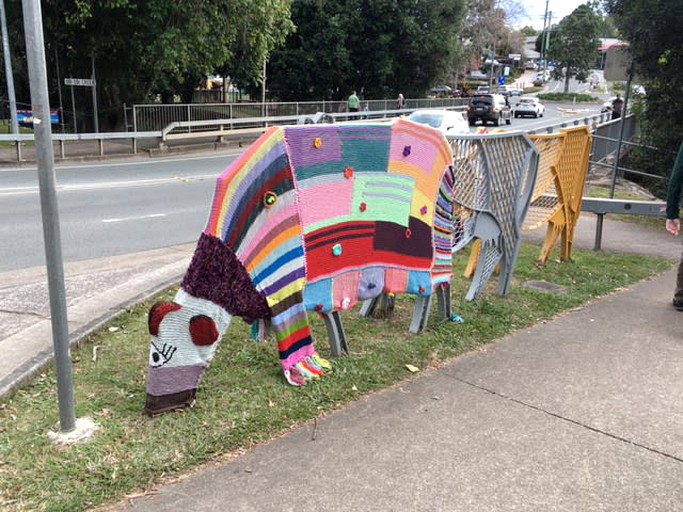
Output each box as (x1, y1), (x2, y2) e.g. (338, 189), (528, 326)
(488, 39), (497, 88)
(0, 0), (18, 134)
(91, 55), (98, 132)
(540, 0), (549, 70)
(543, 12), (552, 80)
(22, 0), (75, 433)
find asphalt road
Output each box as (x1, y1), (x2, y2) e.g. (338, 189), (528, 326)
(0, 153), (239, 272)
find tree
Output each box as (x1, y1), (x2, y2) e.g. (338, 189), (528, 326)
(267, 0), (467, 101)
(545, 4), (601, 92)
(462, 0), (505, 76)
(1, 0), (294, 129)
(605, 0), (683, 197)
(519, 26), (538, 37)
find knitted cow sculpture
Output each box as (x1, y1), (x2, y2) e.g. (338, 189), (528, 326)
(145, 120), (457, 415)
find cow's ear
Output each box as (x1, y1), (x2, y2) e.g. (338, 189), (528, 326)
(189, 315), (219, 346)
(148, 302), (182, 336)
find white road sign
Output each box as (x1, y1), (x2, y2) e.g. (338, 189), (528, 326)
(64, 78), (95, 87)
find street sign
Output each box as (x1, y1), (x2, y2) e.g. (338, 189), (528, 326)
(498, 76), (505, 85)
(64, 77), (94, 87)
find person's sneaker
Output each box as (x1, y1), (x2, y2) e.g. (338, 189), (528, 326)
(673, 299), (683, 311)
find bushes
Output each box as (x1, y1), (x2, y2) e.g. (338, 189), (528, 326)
(537, 92), (599, 102)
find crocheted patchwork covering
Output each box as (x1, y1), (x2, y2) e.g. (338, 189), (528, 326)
(144, 120), (457, 415)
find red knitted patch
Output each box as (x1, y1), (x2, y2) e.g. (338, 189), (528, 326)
(189, 315), (219, 346)
(148, 302), (182, 336)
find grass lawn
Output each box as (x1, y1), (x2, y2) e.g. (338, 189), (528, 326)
(0, 243), (674, 511)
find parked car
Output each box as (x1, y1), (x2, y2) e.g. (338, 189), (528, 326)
(514, 97), (545, 118)
(468, 70), (488, 80)
(407, 109), (469, 136)
(533, 71), (550, 86)
(467, 94), (512, 126)
(498, 85), (523, 97)
(476, 85), (491, 94)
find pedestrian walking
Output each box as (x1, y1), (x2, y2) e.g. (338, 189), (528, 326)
(611, 93), (624, 120)
(347, 90), (360, 119)
(664, 140), (683, 310)
(396, 93), (406, 111)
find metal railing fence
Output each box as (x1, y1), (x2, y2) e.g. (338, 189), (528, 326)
(132, 98), (469, 132)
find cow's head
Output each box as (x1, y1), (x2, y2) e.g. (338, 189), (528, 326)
(144, 292), (232, 415)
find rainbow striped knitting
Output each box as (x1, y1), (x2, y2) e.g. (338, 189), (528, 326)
(144, 119), (456, 415)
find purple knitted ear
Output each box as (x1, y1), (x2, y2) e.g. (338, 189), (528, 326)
(181, 233), (270, 323)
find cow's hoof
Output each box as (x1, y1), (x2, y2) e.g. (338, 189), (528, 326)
(145, 389), (197, 416)
(311, 353), (331, 371)
(284, 354), (332, 386)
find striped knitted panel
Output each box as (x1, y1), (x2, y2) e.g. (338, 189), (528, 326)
(432, 166), (456, 284)
(269, 291), (315, 370)
(206, 127), (292, 247)
(201, 126), (315, 371)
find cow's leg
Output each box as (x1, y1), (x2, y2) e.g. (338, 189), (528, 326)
(269, 291), (331, 386)
(145, 290), (233, 415)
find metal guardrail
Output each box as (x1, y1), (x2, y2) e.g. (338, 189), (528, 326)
(0, 108), (628, 168)
(0, 106), (465, 160)
(0, 130), (161, 161)
(581, 197), (666, 216)
(158, 106), (467, 145)
(133, 98), (469, 132)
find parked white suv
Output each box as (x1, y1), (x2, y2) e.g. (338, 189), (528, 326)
(514, 97), (545, 118)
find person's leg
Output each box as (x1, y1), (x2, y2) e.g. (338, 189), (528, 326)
(674, 254), (683, 310)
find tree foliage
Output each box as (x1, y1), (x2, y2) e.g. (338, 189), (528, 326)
(2, 0), (294, 128)
(267, 0), (467, 101)
(605, 0), (683, 195)
(546, 4), (601, 92)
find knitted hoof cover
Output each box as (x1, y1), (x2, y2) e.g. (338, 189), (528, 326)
(145, 388), (197, 416)
(283, 353), (331, 386)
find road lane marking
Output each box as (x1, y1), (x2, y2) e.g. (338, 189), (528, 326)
(0, 175), (215, 196)
(102, 213), (167, 223)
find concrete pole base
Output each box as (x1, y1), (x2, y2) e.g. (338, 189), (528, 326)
(47, 416), (100, 446)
